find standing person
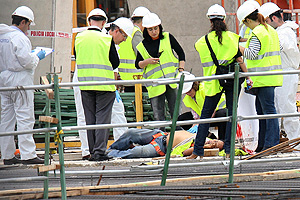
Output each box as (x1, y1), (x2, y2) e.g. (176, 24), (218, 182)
(260, 3), (300, 144)
(237, 2), (283, 152)
(0, 6), (46, 165)
(178, 72), (227, 141)
(135, 13), (186, 130)
(187, 4), (251, 160)
(118, 6), (150, 92)
(75, 9), (133, 161)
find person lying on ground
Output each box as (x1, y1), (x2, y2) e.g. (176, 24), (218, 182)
(107, 128), (224, 159)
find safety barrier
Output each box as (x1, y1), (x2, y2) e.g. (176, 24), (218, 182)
(0, 68), (300, 199)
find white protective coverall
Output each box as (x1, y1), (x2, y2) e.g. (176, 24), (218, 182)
(73, 66), (90, 157)
(274, 21), (300, 143)
(0, 24), (39, 160)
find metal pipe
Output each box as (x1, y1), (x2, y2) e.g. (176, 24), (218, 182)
(0, 176), (48, 183)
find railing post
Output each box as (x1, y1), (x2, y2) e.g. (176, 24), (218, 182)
(161, 74), (185, 186)
(53, 74), (67, 199)
(228, 63), (240, 183)
(43, 74), (51, 199)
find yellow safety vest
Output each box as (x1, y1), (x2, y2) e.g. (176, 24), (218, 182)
(183, 82), (226, 116)
(246, 24), (283, 88)
(195, 31), (240, 96)
(118, 26), (143, 80)
(136, 32), (179, 98)
(75, 30), (115, 91)
(243, 26), (252, 40)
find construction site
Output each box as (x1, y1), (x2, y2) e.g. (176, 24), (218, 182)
(1, 0), (300, 199)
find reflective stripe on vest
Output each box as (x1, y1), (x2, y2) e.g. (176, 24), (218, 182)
(75, 30), (115, 91)
(118, 26), (143, 80)
(246, 24), (283, 88)
(195, 31), (240, 96)
(136, 32), (179, 98)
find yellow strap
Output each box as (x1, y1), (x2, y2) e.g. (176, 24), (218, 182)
(54, 130), (63, 144)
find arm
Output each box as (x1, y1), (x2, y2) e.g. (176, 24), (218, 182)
(135, 51), (160, 69)
(109, 40), (120, 69)
(132, 31), (143, 56)
(169, 33), (186, 71)
(183, 147), (194, 156)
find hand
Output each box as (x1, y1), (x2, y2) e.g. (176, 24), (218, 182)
(147, 58), (160, 65)
(115, 90), (122, 103)
(187, 125), (198, 133)
(246, 78), (253, 90)
(37, 50), (46, 60)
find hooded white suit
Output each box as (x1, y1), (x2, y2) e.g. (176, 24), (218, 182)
(274, 21), (300, 144)
(0, 24), (39, 160)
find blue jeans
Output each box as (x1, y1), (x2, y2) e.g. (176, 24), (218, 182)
(108, 128), (166, 158)
(255, 87), (279, 151)
(193, 86), (238, 156)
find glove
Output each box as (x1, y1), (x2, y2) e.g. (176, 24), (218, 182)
(37, 50), (46, 60)
(115, 90), (122, 103)
(187, 125), (198, 133)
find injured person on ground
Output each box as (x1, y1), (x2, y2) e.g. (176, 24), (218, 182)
(107, 128), (224, 159)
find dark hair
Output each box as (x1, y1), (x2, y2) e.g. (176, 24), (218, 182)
(192, 81), (200, 91)
(283, 13), (292, 21)
(131, 17), (142, 24)
(12, 15), (29, 26)
(143, 24), (164, 41)
(89, 15), (106, 22)
(245, 9), (268, 30)
(209, 18), (227, 45)
(269, 10), (283, 22)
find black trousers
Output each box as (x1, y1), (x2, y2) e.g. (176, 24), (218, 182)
(81, 90), (115, 155)
(177, 109), (227, 141)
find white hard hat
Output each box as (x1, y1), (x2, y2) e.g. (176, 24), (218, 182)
(142, 13), (161, 28)
(131, 6), (150, 18)
(12, 6), (35, 26)
(112, 17), (134, 38)
(237, 2), (257, 25)
(87, 8), (108, 26)
(206, 4), (226, 19)
(259, 2), (280, 19)
(245, 0), (260, 10)
(177, 71), (196, 94)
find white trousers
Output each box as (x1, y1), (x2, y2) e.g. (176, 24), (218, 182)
(275, 73), (300, 144)
(0, 90), (37, 160)
(111, 98), (128, 141)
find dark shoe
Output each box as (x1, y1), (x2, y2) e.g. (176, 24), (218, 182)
(82, 155), (90, 160)
(22, 157), (44, 165)
(93, 154), (112, 161)
(4, 157), (22, 165)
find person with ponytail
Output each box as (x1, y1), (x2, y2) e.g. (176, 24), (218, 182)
(187, 4), (251, 160)
(237, 2), (283, 152)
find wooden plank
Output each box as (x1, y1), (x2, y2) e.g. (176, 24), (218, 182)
(40, 76), (54, 99)
(36, 141), (81, 149)
(38, 164), (60, 173)
(39, 116), (59, 124)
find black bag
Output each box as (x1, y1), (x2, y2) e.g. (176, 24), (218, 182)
(205, 35), (245, 90)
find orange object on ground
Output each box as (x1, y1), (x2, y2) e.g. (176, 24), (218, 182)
(14, 149), (20, 155)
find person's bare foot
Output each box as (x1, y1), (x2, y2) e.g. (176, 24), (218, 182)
(186, 154), (198, 159)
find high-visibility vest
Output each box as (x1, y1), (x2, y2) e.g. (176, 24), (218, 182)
(75, 30), (115, 91)
(183, 82), (226, 116)
(246, 24), (283, 88)
(136, 32), (179, 98)
(118, 26), (143, 80)
(195, 31), (240, 96)
(150, 132), (168, 156)
(244, 26), (252, 40)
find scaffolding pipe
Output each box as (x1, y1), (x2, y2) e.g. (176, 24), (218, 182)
(48, 157), (300, 176)
(0, 176), (48, 183)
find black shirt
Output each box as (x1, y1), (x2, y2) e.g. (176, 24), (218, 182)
(135, 33), (185, 69)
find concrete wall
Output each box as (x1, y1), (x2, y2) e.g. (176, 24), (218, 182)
(0, 0), (73, 84)
(127, 0), (238, 77)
